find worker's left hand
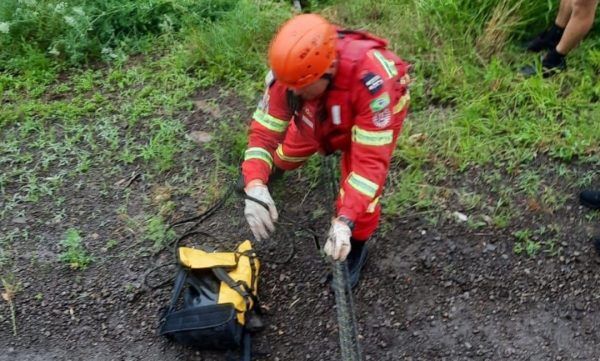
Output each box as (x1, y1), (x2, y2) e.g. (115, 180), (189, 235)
(323, 218), (352, 261)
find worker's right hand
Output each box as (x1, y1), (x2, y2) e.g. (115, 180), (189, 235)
(244, 180), (278, 242)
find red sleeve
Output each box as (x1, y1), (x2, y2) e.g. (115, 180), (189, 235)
(338, 50), (410, 221)
(241, 73), (293, 185)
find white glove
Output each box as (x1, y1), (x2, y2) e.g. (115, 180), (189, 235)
(323, 218), (352, 261)
(244, 180), (278, 242)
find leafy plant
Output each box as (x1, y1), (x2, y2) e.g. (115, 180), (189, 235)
(59, 228), (93, 269)
(513, 229), (541, 257)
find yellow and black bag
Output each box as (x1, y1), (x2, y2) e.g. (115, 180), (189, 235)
(159, 240), (262, 360)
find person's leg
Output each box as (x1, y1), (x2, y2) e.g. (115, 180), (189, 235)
(527, 0), (571, 52)
(556, 0), (574, 27)
(580, 189), (600, 209)
(535, 0), (598, 76)
(556, 0), (598, 54)
(579, 188), (600, 255)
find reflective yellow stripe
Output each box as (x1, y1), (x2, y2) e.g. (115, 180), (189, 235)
(367, 196), (380, 213)
(244, 147), (273, 168)
(393, 92), (410, 114)
(373, 51), (398, 79)
(276, 144), (310, 163)
(352, 126), (393, 146)
(347, 172), (378, 198)
(252, 109), (287, 133)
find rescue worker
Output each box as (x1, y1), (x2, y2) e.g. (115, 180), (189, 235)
(241, 14), (410, 288)
(522, 0), (598, 77)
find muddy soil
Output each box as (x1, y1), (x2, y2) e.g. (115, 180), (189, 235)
(1, 91), (599, 361)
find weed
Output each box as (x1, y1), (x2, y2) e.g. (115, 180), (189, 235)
(59, 228), (93, 270)
(0, 0), (237, 70)
(145, 215), (176, 251)
(458, 190), (483, 211)
(1, 276), (21, 336)
(105, 239), (119, 250)
(140, 118), (189, 172)
(513, 229), (541, 257)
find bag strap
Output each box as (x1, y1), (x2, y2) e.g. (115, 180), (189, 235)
(160, 267), (187, 324)
(212, 267), (252, 302)
(238, 249), (258, 294)
(241, 331), (251, 361)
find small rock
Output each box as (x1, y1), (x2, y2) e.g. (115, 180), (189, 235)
(452, 211), (468, 222)
(12, 217), (27, 224)
(465, 342), (472, 350)
(188, 130), (213, 145)
(194, 100), (222, 118)
(575, 302), (585, 312)
(483, 243), (497, 253)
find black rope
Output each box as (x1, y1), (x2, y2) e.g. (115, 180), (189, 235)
(144, 173), (318, 290)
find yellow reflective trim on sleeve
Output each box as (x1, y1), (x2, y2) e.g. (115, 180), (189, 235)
(275, 144), (310, 163)
(347, 172), (378, 198)
(366, 196), (380, 213)
(352, 126), (393, 146)
(373, 51), (398, 79)
(252, 108), (288, 133)
(244, 147), (273, 168)
(393, 92), (411, 114)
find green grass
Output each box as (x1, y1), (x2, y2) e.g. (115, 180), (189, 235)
(58, 228), (93, 270)
(0, 0), (598, 266)
(145, 215), (176, 251)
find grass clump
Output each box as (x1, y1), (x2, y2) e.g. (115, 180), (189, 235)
(145, 215), (175, 251)
(59, 228), (93, 270)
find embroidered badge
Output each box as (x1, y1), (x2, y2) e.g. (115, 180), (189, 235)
(361, 72), (384, 94)
(369, 92), (390, 113)
(372, 108), (391, 128)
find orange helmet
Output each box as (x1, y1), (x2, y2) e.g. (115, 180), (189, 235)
(268, 14), (337, 88)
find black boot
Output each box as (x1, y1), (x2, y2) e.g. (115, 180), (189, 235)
(580, 190), (600, 210)
(526, 24), (564, 52)
(345, 238), (369, 289)
(521, 47), (567, 78)
(593, 236), (600, 256)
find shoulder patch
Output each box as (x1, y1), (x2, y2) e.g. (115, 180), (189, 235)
(361, 72), (384, 94)
(369, 92), (390, 113)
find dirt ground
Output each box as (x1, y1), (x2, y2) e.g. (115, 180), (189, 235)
(1, 93), (600, 361)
